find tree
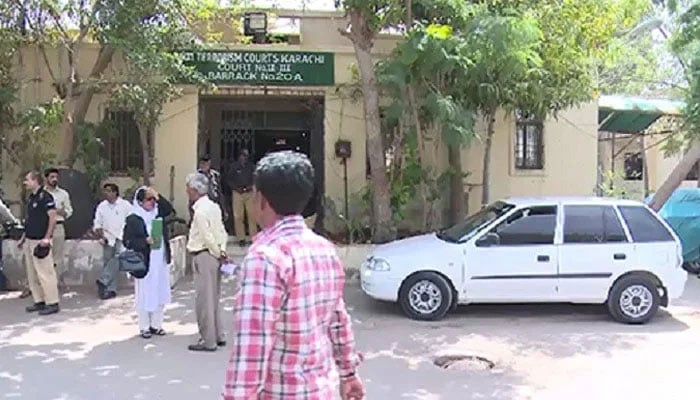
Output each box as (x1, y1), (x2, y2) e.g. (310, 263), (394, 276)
(377, 23), (476, 226)
(106, 3), (211, 185)
(459, 11), (543, 206)
(457, 0), (651, 206)
(336, 0), (404, 242)
(2, 0), (228, 166)
(649, 0), (700, 210)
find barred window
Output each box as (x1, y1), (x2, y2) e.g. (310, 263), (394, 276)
(515, 109), (544, 170)
(104, 110), (149, 173)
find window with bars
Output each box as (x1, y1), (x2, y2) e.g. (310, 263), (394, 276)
(103, 110), (149, 173)
(514, 109), (544, 170)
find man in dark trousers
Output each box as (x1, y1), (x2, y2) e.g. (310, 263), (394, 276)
(228, 149), (257, 246)
(19, 170), (60, 315)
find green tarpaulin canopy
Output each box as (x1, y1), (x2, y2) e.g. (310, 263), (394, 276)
(598, 95), (685, 133)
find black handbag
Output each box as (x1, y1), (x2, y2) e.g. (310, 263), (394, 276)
(118, 250), (147, 275)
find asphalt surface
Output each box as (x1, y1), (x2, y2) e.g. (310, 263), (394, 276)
(2, 275), (700, 399)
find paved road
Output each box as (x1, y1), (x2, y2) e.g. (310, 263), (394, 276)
(2, 275), (700, 399)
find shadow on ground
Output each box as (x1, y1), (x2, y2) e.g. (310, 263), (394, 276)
(1, 276), (698, 400)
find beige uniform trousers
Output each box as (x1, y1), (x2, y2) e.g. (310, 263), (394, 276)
(52, 224), (66, 278)
(232, 191), (257, 241)
(24, 239), (59, 305)
(193, 252), (225, 348)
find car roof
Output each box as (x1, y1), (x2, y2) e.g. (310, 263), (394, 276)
(502, 196), (645, 207)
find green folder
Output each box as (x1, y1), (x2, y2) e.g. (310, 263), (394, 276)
(151, 218), (164, 250)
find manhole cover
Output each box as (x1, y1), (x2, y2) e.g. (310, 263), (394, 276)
(433, 354), (495, 371)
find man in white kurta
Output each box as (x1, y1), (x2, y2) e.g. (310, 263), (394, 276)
(94, 183), (132, 299)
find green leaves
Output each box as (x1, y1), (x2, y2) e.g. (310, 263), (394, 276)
(671, 1), (700, 135)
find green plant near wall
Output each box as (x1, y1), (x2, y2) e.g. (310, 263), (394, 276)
(597, 169), (632, 199)
(75, 122), (111, 196)
(6, 99), (62, 180)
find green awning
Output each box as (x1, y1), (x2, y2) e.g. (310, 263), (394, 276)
(598, 95), (685, 133)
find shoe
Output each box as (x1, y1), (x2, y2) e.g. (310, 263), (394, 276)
(100, 291), (117, 300)
(26, 302), (46, 313)
(19, 289), (32, 299)
(38, 303), (60, 315)
(140, 330), (152, 339)
(238, 240), (246, 247)
(188, 343), (217, 352)
(96, 280), (106, 297)
(217, 340), (226, 347)
(149, 327), (166, 336)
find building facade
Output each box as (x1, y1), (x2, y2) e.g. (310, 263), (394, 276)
(2, 10), (599, 233)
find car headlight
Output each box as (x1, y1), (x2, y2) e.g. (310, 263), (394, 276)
(364, 256), (390, 271)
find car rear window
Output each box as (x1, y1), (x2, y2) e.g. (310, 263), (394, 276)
(618, 206), (675, 243)
(563, 205), (627, 243)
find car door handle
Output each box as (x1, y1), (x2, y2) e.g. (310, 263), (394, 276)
(537, 255), (550, 262)
(613, 253), (626, 260)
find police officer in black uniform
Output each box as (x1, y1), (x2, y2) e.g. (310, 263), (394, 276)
(19, 170), (60, 315)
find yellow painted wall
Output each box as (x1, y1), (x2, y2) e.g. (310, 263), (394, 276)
(462, 102), (599, 213)
(646, 142), (699, 193)
(2, 13), (599, 227)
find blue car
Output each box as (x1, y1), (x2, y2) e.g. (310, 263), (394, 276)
(646, 188), (700, 273)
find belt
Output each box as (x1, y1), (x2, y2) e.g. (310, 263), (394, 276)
(190, 249), (208, 256)
(56, 221), (64, 225)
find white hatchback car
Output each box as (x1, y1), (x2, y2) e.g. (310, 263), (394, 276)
(360, 197), (687, 324)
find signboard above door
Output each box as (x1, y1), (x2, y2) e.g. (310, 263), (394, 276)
(177, 50), (335, 86)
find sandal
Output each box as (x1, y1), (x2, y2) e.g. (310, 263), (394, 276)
(140, 330), (152, 339)
(150, 327), (166, 336)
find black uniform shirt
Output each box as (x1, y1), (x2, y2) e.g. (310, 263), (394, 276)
(25, 187), (56, 240)
(228, 161), (254, 193)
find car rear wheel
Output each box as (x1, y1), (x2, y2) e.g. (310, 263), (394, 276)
(607, 275), (660, 324)
(399, 272), (453, 321)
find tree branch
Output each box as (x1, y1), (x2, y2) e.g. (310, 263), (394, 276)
(37, 43), (60, 86)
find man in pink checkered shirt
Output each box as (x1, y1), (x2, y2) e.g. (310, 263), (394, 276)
(223, 151), (364, 400)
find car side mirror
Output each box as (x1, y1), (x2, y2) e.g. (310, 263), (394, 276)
(476, 232), (500, 247)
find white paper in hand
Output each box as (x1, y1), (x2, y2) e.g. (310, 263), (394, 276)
(220, 262), (238, 276)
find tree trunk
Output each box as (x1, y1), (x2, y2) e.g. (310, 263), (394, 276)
(447, 142), (465, 223)
(481, 113), (496, 207)
(58, 45), (115, 165)
(348, 25), (395, 242)
(138, 122), (152, 186)
(650, 140), (700, 211)
(406, 84), (430, 229)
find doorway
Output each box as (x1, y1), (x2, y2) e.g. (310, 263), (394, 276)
(198, 96), (325, 234)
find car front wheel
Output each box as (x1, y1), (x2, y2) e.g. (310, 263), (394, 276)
(607, 275), (660, 324)
(399, 272), (453, 321)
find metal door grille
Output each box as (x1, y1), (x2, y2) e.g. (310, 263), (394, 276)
(220, 110), (256, 167)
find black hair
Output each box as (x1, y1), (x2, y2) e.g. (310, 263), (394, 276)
(103, 183), (120, 196)
(199, 155), (210, 163)
(254, 151), (314, 216)
(44, 167), (59, 177)
(135, 188), (146, 202)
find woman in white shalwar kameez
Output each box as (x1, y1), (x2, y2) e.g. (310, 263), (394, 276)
(123, 186), (172, 339)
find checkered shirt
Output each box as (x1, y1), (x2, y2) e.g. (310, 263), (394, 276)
(222, 215), (362, 400)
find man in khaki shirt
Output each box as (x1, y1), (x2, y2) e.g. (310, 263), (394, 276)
(44, 168), (73, 286)
(185, 172), (229, 352)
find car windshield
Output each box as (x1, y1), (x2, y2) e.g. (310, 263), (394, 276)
(437, 201), (515, 243)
